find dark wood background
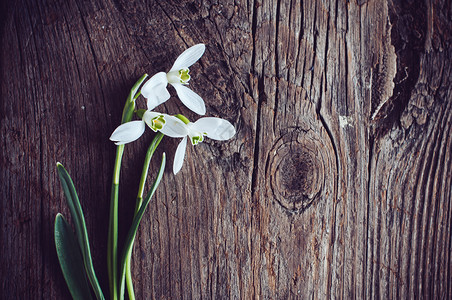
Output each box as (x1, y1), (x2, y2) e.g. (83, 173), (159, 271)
(1, 0), (451, 298)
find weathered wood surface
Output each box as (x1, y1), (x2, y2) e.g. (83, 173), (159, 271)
(1, 0), (451, 298)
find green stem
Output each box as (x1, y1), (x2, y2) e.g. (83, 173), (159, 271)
(124, 132), (164, 300)
(175, 114), (190, 124)
(133, 90), (141, 101)
(108, 73), (148, 300)
(107, 145), (124, 300)
(118, 153), (166, 300)
(124, 197), (140, 300)
(125, 259), (135, 300)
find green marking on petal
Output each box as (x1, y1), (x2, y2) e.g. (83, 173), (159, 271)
(150, 115), (166, 132)
(191, 134), (204, 145)
(179, 68), (190, 84)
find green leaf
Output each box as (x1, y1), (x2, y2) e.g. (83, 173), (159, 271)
(56, 163), (105, 300)
(118, 153), (166, 300)
(55, 214), (94, 300)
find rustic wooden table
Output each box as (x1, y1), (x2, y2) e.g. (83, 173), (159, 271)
(1, 0), (450, 298)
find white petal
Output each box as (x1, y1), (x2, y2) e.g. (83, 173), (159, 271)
(173, 136), (188, 174)
(171, 83), (206, 115)
(192, 117), (236, 140)
(159, 115), (189, 138)
(170, 44), (206, 72)
(109, 120), (146, 145)
(140, 72), (170, 110)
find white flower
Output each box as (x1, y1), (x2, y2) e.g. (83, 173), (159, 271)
(141, 44), (207, 115)
(159, 116), (236, 174)
(109, 111), (179, 145)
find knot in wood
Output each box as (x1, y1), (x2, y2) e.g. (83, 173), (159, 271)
(267, 130), (325, 212)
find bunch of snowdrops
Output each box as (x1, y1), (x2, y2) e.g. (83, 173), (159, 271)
(54, 44), (235, 300)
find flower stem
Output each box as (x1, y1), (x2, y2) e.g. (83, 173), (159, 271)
(108, 145), (124, 300)
(175, 114), (190, 124)
(108, 74), (148, 300)
(124, 132), (164, 300)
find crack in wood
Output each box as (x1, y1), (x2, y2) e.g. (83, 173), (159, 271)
(372, 0), (427, 137)
(370, 17), (397, 121)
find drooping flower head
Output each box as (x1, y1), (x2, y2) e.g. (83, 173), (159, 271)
(159, 115), (236, 174)
(110, 111), (175, 145)
(141, 44), (206, 115)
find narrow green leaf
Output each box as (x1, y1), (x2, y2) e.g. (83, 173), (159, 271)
(137, 132), (164, 202)
(56, 163), (105, 300)
(55, 214), (94, 300)
(118, 153), (166, 300)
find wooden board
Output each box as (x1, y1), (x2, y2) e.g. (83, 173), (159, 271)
(1, 0), (450, 298)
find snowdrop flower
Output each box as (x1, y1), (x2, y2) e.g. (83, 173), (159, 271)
(141, 44), (207, 115)
(159, 116), (236, 174)
(110, 111), (176, 145)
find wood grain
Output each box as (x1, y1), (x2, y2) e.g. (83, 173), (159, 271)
(0, 0), (450, 298)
